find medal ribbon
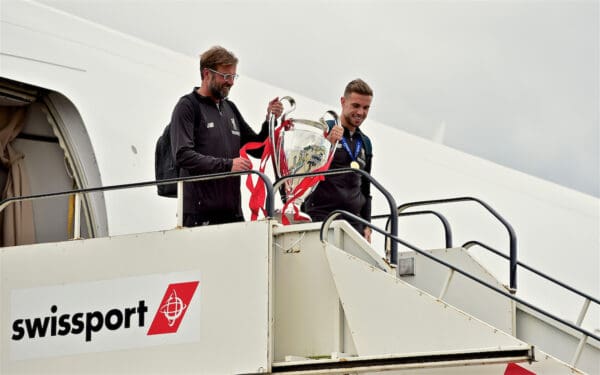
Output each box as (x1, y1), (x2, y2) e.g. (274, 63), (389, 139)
(341, 137), (362, 164)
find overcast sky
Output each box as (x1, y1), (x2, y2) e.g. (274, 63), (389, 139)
(38, 0), (600, 197)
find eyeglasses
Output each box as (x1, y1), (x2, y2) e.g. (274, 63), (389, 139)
(207, 68), (239, 81)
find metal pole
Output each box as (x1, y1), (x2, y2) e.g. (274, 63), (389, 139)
(575, 298), (591, 326)
(73, 193), (81, 239)
(177, 181), (184, 227)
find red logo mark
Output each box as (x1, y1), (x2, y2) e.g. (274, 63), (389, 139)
(147, 281), (199, 335)
(504, 363), (536, 375)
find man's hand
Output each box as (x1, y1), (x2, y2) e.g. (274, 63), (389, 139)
(267, 97), (284, 120)
(363, 226), (372, 243)
(231, 157), (252, 172)
(327, 124), (343, 144)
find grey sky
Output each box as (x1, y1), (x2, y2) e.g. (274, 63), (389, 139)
(36, 0), (600, 197)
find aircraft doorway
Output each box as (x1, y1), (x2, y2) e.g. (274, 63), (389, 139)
(0, 78), (107, 246)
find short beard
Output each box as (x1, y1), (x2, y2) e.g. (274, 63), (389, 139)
(209, 85), (225, 100)
(208, 77), (229, 100)
(343, 113), (359, 130)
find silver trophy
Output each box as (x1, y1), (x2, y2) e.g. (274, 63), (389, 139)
(269, 97), (338, 223)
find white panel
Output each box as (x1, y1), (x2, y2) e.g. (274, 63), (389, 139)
(272, 222), (388, 361)
(1, 220), (272, 374)
(325, 244), (527, 355)
(516, 306), (600, 375)
(273, 226), (344, 360)
(399, 248), (514, 334)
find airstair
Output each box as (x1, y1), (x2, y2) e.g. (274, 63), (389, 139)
(1, 171), (598, 374)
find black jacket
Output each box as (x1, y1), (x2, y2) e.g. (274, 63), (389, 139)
(170, 89), (268, 222)
(304, 126), (373, 230)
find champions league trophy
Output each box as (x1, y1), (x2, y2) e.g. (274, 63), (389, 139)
(270, 96), (339, 224)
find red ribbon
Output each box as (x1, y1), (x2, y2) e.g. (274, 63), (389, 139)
(279, 153), (334, 225)
(239, 139), (271, 220)
(240, 119), (332, 224)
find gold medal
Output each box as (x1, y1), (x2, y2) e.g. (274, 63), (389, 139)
(350, 161), (360, 169)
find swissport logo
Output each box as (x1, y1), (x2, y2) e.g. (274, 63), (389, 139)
(147, 281), (199, 335)
(10, 271), (202, 360)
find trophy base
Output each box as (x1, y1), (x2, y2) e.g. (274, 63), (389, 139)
(274, 208), (313, 224)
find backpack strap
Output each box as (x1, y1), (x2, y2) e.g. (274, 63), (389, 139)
(182, 93), (201, 143)
(171, 93), (201, 175)
(361, 133), (372, 155)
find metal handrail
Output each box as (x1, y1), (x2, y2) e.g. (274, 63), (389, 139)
(463, 240), (600, 306)
(373, 210), (453, 249)
(273, 167), (399, 264)
(463, 239), (598, 365)
(396, 197), (518, 291)
(0, 170), (275, 237)
(319, 210), (600, 346)
(464, 239), (599, 366)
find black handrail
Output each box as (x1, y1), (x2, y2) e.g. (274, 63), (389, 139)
(0, 170), (275, 218)
(397, 197), (518, 291)
(319, 210), (599, 343)
(463, 240), (600, 306)
(373, 210), (453, 249)
(273, 168), (398, 264)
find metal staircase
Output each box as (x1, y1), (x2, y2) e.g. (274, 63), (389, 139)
(1, 171), (598, 374)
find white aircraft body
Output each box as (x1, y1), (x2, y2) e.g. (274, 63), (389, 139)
(1, 1), (598, 374)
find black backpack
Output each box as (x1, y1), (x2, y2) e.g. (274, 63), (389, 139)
(155, 94), (200, 197)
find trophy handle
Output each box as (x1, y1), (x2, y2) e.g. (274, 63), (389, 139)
(321, 110), (339, 128)
(280, 96), (296, 121)
(320, 110), (340, 159)
(270, 96), (296, 178)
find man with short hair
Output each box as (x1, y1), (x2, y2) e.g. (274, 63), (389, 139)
(170, 45), (283, 226)
(304, 79), (374, 242)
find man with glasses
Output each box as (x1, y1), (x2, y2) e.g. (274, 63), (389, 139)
(170, 45), (283, 227)
(303, 79), (374, 242)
